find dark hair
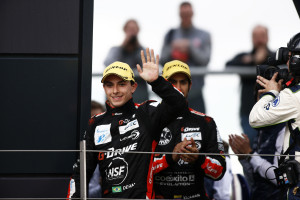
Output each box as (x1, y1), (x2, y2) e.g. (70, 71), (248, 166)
(91, 100), (105, 112)
(180, 1), (192, 8)
(123, 19), (139, 31)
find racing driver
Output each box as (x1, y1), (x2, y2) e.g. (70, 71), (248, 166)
(67, 48), (187, 199)
(153, 60), (226, 199)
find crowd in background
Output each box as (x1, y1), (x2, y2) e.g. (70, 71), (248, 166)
(77, 1), (300, 199)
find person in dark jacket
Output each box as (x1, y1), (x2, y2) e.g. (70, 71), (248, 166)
(226, 25), (275, 147)
(67, 48), (187, 199)
(153, 60), (226, 199)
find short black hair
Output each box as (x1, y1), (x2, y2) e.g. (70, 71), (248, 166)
(180, 1), (192, 7)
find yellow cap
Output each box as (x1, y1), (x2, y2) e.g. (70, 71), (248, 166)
(162, 60), (191, 81)
(101, 61), (135, 83)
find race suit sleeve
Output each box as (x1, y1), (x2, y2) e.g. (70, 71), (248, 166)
(152, 153), (175, 174)
(188, 31), (211, 66)
(67, 118), (99, 199)
(249, 89), (299, 128)
(147, 76), (187, 140)
(200, 117), (226, 180)
(249, 127), (284, 185)
(212, 156), (233, 200)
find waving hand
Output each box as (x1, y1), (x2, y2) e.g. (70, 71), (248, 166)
(137, 48), (159, 83)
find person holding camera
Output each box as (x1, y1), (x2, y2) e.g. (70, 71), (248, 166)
(249, 32), (300, 199)
(103, 19), (148, 103)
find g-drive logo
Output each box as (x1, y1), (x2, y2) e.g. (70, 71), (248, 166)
(98, 143), (138, 160)
(181, 127), (200, 132)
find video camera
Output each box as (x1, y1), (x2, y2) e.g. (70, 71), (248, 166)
(274, 160), (298, 187)
(274, 160), (300, 188)
(256, 48), (291, 89)
(256, 64), (289, 86)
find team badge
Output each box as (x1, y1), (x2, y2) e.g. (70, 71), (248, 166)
(94, 124), (112, 145)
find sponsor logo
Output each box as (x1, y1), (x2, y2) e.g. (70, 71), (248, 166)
(183, 194), (201, 199)
(181, 127), (200, 132)
(264, 103), (271, 110)
(112, 186), (122, 193)
(69, 179), (75, 196)
(158, 128), (172, 145)
(120, 130), (140, 141)
(105, 65), (128, 72)
(218, 143), (225, 151)
(177, 159), (188, 166)
(119, 119), (130, 125)
(119, 119), (139, 135)
(123, 183), (135, 191)
(152, 163), (163, 171)
(154, 174), (195, 182)
(181, 132), (202, 141)
(98, 143), (138, 160)
(94, 124), (111, 145)
(106, 157), (128, 185)
(272, 96), (280, 107)
(112, 112), (122, 116)
(195, 141), (201, 150)
(149, 102), (159, 107)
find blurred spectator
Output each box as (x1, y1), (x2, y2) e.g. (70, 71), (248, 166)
(91, 100), (105, 117)
(204, 141), (233, 200)
(160, 1), (211, 113)
(88, 100), (105, 198)
(229, 125), (284, 200)
(103, 19), (147, 103)
(226, 25), (275, 147)
(160, 2), (211, 66)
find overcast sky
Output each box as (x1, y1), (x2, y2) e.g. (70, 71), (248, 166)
(92, 0), (299, 72)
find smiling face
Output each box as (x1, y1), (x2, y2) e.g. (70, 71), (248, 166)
(168, 73), (191, 98)
(103, 75), (137, 108)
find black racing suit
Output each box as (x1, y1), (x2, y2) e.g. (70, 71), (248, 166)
(153, 108), (226, 199)
(67, 76), (187, 199)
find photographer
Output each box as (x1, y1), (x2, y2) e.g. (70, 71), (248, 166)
(249, 32), (300, 199)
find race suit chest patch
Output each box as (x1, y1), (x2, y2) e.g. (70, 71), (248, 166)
(118, 119), (139, 135)
(181, 131), (202, 141)
(94, 124), (112, 145)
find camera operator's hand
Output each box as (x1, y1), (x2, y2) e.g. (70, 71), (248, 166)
(257, 72), (283, 94)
